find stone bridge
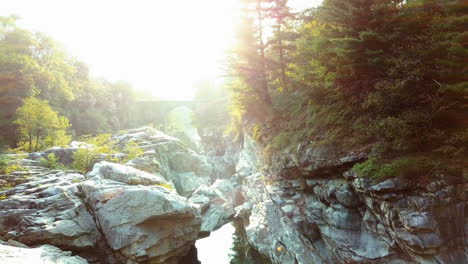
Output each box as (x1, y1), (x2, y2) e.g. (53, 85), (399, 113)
(132, 100), (195, 127)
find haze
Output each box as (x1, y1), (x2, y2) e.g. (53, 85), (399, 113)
(1, 0), (322, 100)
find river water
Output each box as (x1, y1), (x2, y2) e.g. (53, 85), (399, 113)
(196, 224), (236, 263)
(194, 223), (272, 264)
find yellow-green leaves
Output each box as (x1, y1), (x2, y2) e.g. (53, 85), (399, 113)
(14, 97), (71, 152)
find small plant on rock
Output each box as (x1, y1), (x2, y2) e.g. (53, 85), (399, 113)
(40, 153), (63, 169)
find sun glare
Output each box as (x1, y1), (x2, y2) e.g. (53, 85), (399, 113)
(1, 0), (321, 100)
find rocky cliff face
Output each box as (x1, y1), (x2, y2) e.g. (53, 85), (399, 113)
(0, 127), (241, 264)
(1, 126), (466, 264)
(232, 134), (467, 264)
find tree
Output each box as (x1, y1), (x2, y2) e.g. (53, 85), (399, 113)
(266, 0), (296, 91)
(0, 16), (139, 145)
(232, 0), (274, 107)
(14, 97), (71, 152)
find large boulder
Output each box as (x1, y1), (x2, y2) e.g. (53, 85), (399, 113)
(173, 172), (210, 197)
(113, 127), (214, 182)
(81, 161), (202, 264)
(189, 179), (242, 233)
(87, 161), (168, 186)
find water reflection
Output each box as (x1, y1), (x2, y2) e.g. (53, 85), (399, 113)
(196, 224), (235, 263)
(195, 222), (272, 264)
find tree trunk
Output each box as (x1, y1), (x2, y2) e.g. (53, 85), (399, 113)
(257, 0), (272, 105)
(34, 133), (40, 152)
(278, 27), (287, 91)
(28, 131), (33, 152)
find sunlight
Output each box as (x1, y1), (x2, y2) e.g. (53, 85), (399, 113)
(1, 0), (321, 100)
(1, 0), (240, 100)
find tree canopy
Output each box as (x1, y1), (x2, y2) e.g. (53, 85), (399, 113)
(15, 97), (70, 152)
(229, 0), (467, 179)
(0, 16), (139, 147)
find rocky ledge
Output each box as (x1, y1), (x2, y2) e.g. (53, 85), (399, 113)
(232, 134), (467, 264)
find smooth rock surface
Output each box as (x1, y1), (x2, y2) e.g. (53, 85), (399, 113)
(0, 243), (88, 264)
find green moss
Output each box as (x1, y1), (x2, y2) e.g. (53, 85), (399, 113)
(252, 124), (264, 142)
(353, 156), (440, 180)
(271, 132), (290, 150)
(154, 183), (174, 190)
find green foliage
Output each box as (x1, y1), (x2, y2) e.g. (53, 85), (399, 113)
(15, 97), (71, 152)
(72, 148), (95, 173)
(229, 0), (467, 173)
(271, 132), (290, 150)
(353, 157), (441, 181)
(72, 134), (116, 173)
(0, 154), (25, 174)
(39, 153), (63, 169)
(121, 141), (144, 163)
(251, 124), (264, 142)
(0, 16), (138, 146)
(72, 134), (144, 173)
(0, 155), (9, 174)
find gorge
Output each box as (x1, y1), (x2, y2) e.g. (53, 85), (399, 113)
(0, 1), (467, 262)
(0, 126), (466, 264)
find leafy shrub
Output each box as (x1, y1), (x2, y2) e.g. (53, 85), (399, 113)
(40, 153), (62, 169)
(252, 124), (265, 142)
(0, 155), (9, 174)
(4, 165), (23, 174)
(72, 134), (144, 173)
(73, 148), (99, 173)
(121, 141), (144, 163)
(72, 134), (116, 173)
(0, 155), (24, 174)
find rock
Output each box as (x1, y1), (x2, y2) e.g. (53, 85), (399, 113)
(82, 163), (202, 263)
(87, 161), (168, 186)
(0, 243), (88, 264)
(335, 183), (361, 208)
(233, 133), (467, 264)
(44, 147), (79, 165)
(0, 171), (99, 250)
(125, 154), (161, 174)
(188, 194), (211, 210)
(191, 180), (238, 232)
(369, 178), (409, 193)
(343, 170), (358, 180)
(399, 211), (437, 232)
(173, 172), (210, 197)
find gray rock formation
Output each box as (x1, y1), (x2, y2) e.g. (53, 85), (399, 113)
(81, 161), (202, 264)
(0, 127), (238, 264)
(4, 125), (463, 264)
(233, 134), (467, 264)
(189, 179), (242, 233)
(0, 170), (99, 250)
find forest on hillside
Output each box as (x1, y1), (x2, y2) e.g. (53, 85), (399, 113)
(0, 15), (139, 149)
(0, 0), (466, 180)
(227, 0), (467, 180)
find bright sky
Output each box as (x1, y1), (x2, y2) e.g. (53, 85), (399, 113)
(1, 0), (322, 100)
